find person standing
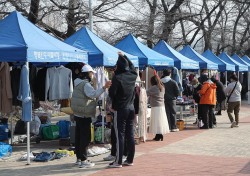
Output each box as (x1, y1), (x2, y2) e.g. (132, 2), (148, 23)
(108, 52), (137, 168)
(161, 69), (180, 132)
(211, 77), (226, 115)
(224, 74), (242, 128)
(71, 64), (111, 168)
(199, 77), (217, 129)
(190, 78), (202, 124)
(147, 75), (170, 141)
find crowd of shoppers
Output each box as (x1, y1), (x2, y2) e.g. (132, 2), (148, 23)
(70, 55), (243, 169)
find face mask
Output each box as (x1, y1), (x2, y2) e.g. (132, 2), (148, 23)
(203, 73), (208, 76)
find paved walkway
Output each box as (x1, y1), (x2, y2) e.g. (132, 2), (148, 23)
(1, 101), (250, 176)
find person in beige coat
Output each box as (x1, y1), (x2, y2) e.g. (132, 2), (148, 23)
(0, 62), (12, 113)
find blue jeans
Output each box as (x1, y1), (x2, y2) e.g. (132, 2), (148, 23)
(113, 105), (135, 164)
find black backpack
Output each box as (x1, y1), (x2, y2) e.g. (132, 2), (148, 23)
(14, 120), (26, 134)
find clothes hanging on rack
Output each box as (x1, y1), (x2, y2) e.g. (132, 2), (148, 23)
(34, 67), (47, 101)
(17, 65), (32, 122)
(138, 87), (147, 142)
(0, 62), (12, 113)
(45, 66), (73, 101)
(171, 67), (183, 92)
(95, 67), (109, 100)
(10, 67), (21, 106)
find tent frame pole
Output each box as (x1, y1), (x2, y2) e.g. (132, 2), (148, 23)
(146, 67), (149, 90)
(26, 62), (31, 165)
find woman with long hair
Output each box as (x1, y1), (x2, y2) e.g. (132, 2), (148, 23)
(147, 75), (170, 141)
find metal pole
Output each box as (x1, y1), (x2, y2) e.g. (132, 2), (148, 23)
(225, 71), (227, 87)
(101, 66), (105, 143)
(89, 0), (93, 31)
(248, 72), (250, 105)
(26, 62), (30, 165)
(146, 67), (149, 90)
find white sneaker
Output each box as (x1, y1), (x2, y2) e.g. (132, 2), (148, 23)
(79, 160), (95, 168)
(235, 124), (239, 127)
(171, 128), (179, 132)
(103, 155), (115, 161)
(123, 160), (134, 166)
(108, 162), (122, 168)
(231, 121), (236, 128)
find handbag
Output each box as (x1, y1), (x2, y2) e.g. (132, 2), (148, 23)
(226, 82), (238, 108)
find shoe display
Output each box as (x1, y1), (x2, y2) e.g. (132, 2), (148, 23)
(123, 160), (134, 166)
(79, 160), (95, 168)
(103, 155), (115, 161)
(171, 129), (179, 132)
(109, 162), (122, 168)
(231, 121), (236, 128)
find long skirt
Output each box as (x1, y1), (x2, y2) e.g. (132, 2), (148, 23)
(149, 106), (170, 134)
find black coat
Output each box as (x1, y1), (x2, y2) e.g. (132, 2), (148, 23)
(192, 84), (202, 103)
(215, 80), (226, 103)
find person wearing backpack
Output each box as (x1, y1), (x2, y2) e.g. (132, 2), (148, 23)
(71, 64), (111, 168)
(224, 74), (242, 128)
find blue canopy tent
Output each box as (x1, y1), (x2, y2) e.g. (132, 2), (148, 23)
(0, 11), (88, 64)
(179, 45), (218, 70)
(115, 34), (174, 70)
(241, 55), (250, 104)
(153, 40), (199, 70)
(242, 55), (250, 65)
(231, 54), (250, 71)
(218, 52), (248, 72)
(64, 27), (138, 68)
(202, 49), (235, 72)
(231, 54), (250, 104)
(0, 11), (88, 165)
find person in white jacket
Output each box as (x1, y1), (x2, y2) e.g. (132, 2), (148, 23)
(224, 74), (242, 128)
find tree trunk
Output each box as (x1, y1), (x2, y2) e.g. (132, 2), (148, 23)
(65, 0), (78, 38)
(146, 0), (157, 48)
(28, 0), (40, 24)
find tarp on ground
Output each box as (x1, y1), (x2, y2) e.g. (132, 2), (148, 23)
(115, 34), (174, 69)
(64, 27), (138, 68)
(242, 55), (250, 65)
(218, 52), (248, 72)
(0, 11), (88, 63)
(179, 45), (218, 70)
(153, 40), (199, 70)
(231, 54), (250, 72)
(202, 49), (235, 72)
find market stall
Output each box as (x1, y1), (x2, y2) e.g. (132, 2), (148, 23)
(0, 11), (88, 164)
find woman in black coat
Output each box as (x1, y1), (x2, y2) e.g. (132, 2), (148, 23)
(211, 77), (226, 115)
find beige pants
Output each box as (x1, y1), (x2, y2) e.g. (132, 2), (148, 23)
(227, 101), (241, 125)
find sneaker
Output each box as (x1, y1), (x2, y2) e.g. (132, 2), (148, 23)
(123, 160), (134, 166)
(231, 121), (236, 128)
(75, 159), (81, 166)
(171, 128), (179, 132)
(103, 155), (115, 161)
(79, 160), (95, 168)
(109, 162), (122, 168)
(235, 124), (239, 127)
